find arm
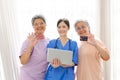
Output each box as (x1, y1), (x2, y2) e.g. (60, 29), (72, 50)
(60, 63), (75, 67)
(19, 33), (38, 65)
(94, 41), (110, 61)
(50, 58), (75, 68)
(20, 44), (34, 65)
(87, 34), (110, 61)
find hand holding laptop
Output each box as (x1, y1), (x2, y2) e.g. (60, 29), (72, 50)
(50, 58), (62, 68)
(47, 48), (73, 65)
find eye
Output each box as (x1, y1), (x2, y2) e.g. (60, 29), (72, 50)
(58, 26), (61, 28)
(34, 23), (37, 26)
(76, 27), (80, 30)
(40, 22), (44, 25)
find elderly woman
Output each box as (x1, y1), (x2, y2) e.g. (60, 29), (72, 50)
(74, 20), (110, 80)
(19, 15), (49, 80)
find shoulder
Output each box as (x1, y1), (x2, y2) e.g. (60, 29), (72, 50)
(69, 39), (78, 46)
(22, 39), (29, 46)
(49, 39), (57, 44)
(47, 39), (57, 48)
(69, 39), (77, 44)
(44, 37), (50, 43)
(20, 39), (29, 51)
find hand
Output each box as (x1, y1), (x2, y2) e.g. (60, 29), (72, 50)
(27, 32), (38, 46)
(50, 58), (61, 68)
(87, 34), (97, 47)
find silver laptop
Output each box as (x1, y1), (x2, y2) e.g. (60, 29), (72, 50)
(47, 48), (73, 65)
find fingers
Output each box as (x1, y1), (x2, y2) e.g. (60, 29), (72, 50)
(53, 58), (58, 65)
(57, 58), (61, 65)
(89, 34), (94, 39)
(54, 58), (61, 65)
(51, 58), (61, 68)
(27, 32), (38, 46)
(32, 32), (35, 38)
(27, 32), (36, 39)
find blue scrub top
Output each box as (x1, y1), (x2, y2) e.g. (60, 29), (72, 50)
(45, 39), (78, 80)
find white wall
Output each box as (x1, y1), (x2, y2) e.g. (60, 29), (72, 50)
(15, 0), (101, 44)
(110, 0), (120, 80)
(100, 0), (111, 80)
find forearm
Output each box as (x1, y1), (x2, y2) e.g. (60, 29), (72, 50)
(20, 44), (34, 65)
(95, 44), (110, 61)
(61, 62), (75, 67)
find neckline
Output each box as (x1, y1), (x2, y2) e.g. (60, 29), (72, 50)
(58, 39), (70, 48)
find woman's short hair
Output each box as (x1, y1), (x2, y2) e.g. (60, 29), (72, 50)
(74, 20), (90, 27)
(31, 15), (46, 26)
(57, 18), (70, 29)
(74, 20), (91, 33)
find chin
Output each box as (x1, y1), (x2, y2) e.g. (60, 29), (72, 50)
(36, 32), (43, 35)
(78, 34), (83, 36)
(60, 34), (65, 37)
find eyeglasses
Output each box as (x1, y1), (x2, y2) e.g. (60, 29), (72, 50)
(75, 26), (86, 31)
(33, 22), (44, 27)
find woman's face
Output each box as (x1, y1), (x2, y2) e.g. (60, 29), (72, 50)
(57, 21), (69, 37)
(33, 19), (46, 35)
(75, 22), (90, 36)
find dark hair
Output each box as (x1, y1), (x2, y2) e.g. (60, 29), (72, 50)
(57, 19), (70, 28)
(31, 15), (46, 26)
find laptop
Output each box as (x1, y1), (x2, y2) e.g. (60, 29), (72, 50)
(47, 48), (73, 65)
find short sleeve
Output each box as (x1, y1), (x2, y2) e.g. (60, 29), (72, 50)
(19, 39), (29, 57)
(71, 41), (78, 65)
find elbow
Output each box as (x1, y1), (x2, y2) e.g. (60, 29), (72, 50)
(19, 57), (28, 65)
(102, 56), (110, 61)
(102, 52), (110, 61)
(20, 61), (28, 65)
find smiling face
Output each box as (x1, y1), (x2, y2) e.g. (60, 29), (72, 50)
(33, 18), (46, 35)
(75, 21), (90, 36)
(57, 21), (69, 37)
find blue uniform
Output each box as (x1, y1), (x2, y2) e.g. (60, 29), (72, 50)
(45, 39), (78, 80)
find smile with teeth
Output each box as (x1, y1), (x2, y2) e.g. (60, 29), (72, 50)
(80, 30), (86, 34)
(36, 27), (44, 30)
(60, 31), (65, 34)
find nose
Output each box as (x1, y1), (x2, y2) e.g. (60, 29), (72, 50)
(80, 28), (83, 31)
(37, 24), (41, 27)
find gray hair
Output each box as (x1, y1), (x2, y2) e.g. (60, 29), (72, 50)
(31, 15), (46, 26)
(74, 20), (91, 33)
(74, 20), (90, 27)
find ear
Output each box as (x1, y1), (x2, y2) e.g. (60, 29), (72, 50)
(43, 24), (46, 30)
(89, 30), (91, 33)
(88, 26), (91, 33)
(68, 27), (70, 30)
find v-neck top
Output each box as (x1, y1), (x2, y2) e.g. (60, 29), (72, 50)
(55, 39), (71, 50)
(45, 39), (78, 80)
